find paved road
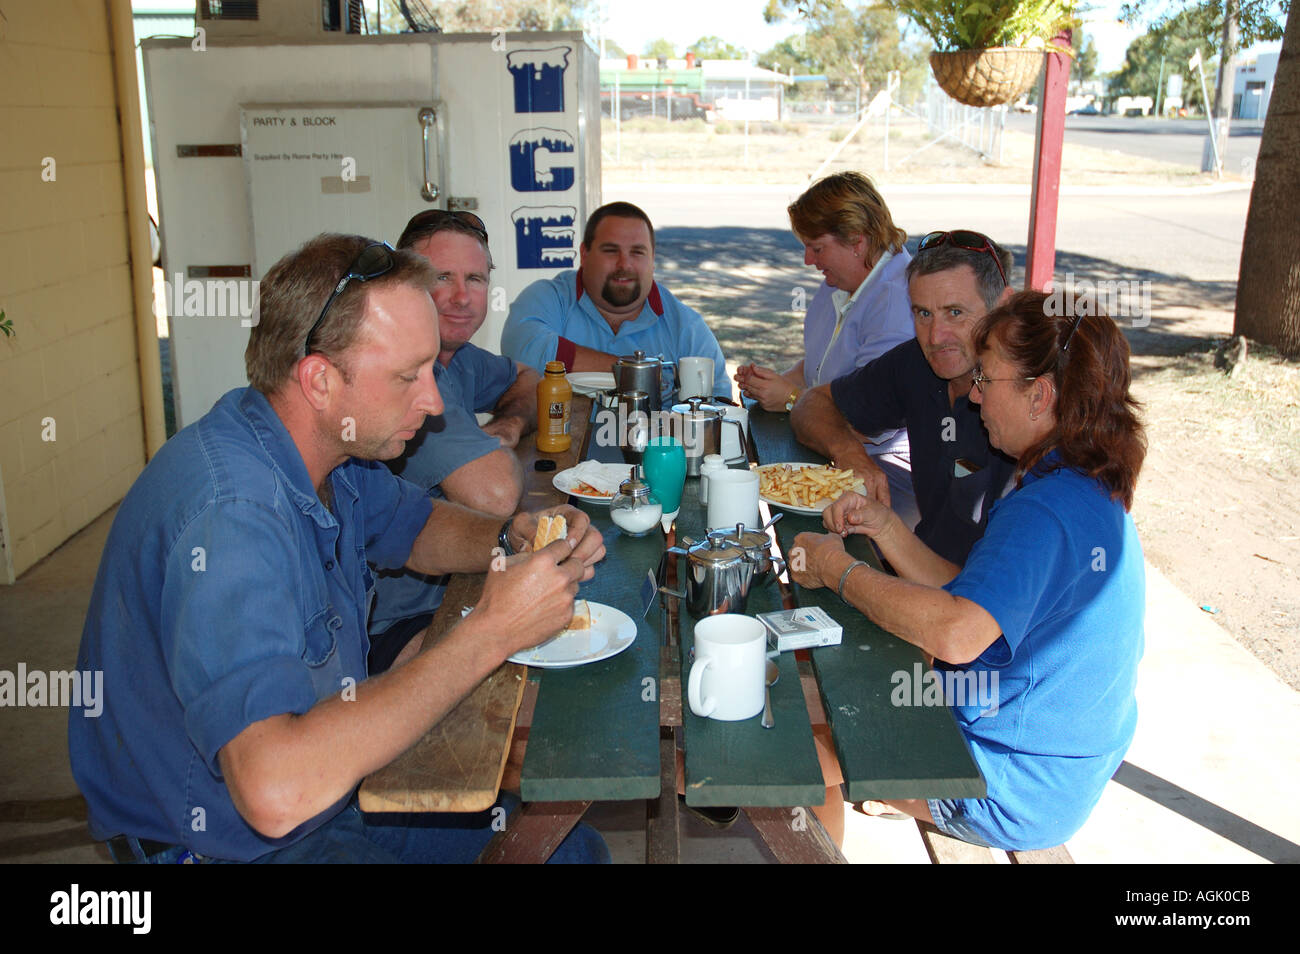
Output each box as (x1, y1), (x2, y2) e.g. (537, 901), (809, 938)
(623, 186), (1251, 285)
(1004, 113), (1263, 175)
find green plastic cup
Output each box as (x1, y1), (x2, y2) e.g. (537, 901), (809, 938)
(642, 436), (686, 513)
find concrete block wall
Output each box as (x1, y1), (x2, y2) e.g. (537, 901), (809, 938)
(0, 0), (147, 582)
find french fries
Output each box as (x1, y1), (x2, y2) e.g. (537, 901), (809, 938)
(758, 463), (861, 509)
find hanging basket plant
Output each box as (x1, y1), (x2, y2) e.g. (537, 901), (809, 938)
(890, 0), (1075, 107)
(929, 46), (1046, 107)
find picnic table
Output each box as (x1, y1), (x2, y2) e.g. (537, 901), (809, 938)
(360, 396), (984, 862)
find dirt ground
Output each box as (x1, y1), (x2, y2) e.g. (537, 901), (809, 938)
(601, 117), (1240, 188)
(643, 211), (1300, 693)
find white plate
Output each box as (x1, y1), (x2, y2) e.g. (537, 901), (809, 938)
(552, 462), (634, 504)
(756, 462), (865, 514)
(566, 372), (616, 396)
(507, 602), (638, 669)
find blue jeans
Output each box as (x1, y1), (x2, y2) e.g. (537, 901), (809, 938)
(120, 794), (610, 864)
(927, 798), (995, 848)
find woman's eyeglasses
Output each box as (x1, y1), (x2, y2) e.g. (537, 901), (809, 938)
(971, 365), (1037, 394)
(918, 230), (1009, 289)
(305, 242), (395, 356)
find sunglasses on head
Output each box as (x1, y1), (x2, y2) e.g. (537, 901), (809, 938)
(305, 242), (395, 356)
(399, 209), (489, 245)
(918, 230), (1009, 289)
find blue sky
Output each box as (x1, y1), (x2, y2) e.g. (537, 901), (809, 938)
(135, 1), (1282, 74)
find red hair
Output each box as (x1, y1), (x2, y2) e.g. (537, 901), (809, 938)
(974, 291), (1146, 509)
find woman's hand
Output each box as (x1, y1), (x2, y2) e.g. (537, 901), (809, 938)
(823, 490), (894, 539)
(735, 363), (796, 412)
(789, 531), (847, 590)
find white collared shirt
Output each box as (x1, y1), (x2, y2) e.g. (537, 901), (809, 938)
(814, 250), (895, 386)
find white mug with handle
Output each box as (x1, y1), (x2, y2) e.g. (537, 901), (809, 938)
(688, 614), (766, 721)
(677, 356), (714, 401)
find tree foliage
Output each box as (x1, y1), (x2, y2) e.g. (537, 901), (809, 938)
(1119, 0), (1289, 47)
(1107, 6), (1221, 109)
(643, 37), (678, 59)
(1071, 28), (1098, 83)
(761, 0), (931, 98)
(690, 35), (748, 58)
(379, 0), (595, 32)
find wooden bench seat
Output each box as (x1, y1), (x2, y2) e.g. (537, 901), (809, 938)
(916, 820), (1074, 864)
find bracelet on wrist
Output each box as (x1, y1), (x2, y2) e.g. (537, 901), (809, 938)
(837, 559), (868, 601)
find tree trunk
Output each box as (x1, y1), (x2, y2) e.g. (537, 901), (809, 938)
(1233, 0), (1300, 356)
(1202, 0), (1239, 173)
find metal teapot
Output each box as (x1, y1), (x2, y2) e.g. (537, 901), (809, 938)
(613, 350), (674, 410)
(719, 523), (786, 589)
(667, 529), (754, 617)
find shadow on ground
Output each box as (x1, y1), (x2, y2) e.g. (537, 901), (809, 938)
(654, 226), (1237, 373)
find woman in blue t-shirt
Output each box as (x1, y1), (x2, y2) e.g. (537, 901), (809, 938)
(791, 289), (1147, 851)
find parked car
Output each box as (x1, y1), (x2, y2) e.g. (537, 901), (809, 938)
(1068, 102), (1100, 116)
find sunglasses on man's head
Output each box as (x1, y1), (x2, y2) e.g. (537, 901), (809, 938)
(399, 209), (489, 246)
(305, 242), (395, 356)
(918, 230), (1009, 289)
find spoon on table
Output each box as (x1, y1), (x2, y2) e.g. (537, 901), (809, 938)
(762, 658), (780, 729)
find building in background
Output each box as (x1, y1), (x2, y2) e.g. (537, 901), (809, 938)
(600, 55), (792, 123)
(1233, 51), (1277, 120)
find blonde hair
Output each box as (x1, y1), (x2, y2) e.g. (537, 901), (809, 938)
(787, 171), (906, 256)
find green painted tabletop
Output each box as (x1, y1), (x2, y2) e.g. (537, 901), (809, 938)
(747, 406), (986, 802)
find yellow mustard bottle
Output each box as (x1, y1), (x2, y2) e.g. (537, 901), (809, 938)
(536, 360), (572, 452)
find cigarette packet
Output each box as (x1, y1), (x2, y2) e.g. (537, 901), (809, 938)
(758, 606), (843, 652)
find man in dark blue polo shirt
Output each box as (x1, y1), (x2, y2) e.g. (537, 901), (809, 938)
(791, 231), (1017, 564)
(69, 234), (608, 863)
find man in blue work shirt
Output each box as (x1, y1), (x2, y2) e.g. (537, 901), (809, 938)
(367, 210), (543, 673)
(69, 233), (608, 863)
(502, 201), (731, 405)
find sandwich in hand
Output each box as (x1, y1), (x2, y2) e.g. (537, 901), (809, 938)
(531, 514), (589, 631)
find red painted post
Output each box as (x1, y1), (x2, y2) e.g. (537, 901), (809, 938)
(1025, 30), (1072, 291)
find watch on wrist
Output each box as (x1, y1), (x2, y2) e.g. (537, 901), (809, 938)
(497, 519), (516, 556)
(784, 388), (801, 412)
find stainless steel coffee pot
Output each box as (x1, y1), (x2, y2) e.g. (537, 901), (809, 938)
(613, 350), (672, 409)
(670, 397), (747, 476)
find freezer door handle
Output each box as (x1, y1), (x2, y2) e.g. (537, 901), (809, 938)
(418, 107), (439, 202)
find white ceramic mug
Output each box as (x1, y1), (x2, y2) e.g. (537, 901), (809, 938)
(688, 614), (766, 721)
(677, 356), (714, 400)
(706, 468), (760, 531)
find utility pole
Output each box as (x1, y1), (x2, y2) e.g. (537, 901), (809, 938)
(1154, 55), (1166, 117)
(1203, 0), (1240, 172)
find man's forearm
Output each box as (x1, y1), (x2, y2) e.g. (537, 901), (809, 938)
(871, 514), (962, 588)
(790, 386), (874, 470)
(406, 499), (506, 575)
(492, 366), (540, 435)
(569, 342), (619, 373)
(220, 610), (513, 839)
